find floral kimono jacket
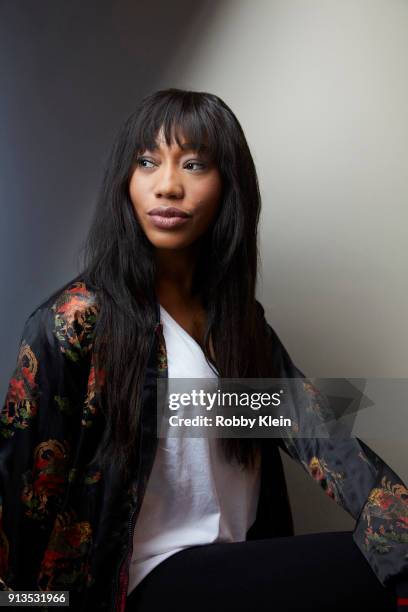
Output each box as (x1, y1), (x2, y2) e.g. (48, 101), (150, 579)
(0, 277), (407, 611)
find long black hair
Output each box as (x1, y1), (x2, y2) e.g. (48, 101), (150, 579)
(78, 88), (280, 481)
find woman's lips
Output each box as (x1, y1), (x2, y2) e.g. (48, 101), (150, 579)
(148, 214), (191, 229)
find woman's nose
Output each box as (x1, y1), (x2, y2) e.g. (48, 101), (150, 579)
(154, 164), (184, 199)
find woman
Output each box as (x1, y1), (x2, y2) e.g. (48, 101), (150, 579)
(0, 88), (407, 612)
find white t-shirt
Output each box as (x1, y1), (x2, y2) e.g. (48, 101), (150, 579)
(127, 305), (261, 595)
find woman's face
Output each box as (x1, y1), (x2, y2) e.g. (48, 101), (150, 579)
(129, 129), (223, 250)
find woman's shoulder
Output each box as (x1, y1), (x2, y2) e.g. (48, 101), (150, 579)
(25, 274), (101, 362)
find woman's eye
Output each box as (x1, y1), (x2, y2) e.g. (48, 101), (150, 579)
(185, 161), (206, 171)
(136, 157), (155, 168)
(136, 158), (206, 171)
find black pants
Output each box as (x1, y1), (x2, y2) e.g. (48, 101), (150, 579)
(125, 531), (396, 612)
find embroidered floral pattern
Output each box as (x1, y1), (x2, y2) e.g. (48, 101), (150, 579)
(301, 455), (345, 504)
(52, 282), (99, 362)
(1, 341), (39, 438)
(362, 477), (408, 553)
(38, 509), (92, 590)
(68, 467), (102, 485)
(302, 380), (334, 423)
(21, 440), (70, 520)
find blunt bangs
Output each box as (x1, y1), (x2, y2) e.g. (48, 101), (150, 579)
(133, 90), (222, 164)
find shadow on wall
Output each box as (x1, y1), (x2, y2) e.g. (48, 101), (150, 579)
(0, 0), (219, 398)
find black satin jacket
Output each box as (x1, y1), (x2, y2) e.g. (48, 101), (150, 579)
(1, 277), (407, 611)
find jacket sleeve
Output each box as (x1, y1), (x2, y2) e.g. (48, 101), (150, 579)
(265, 322), (408, 608)
(0, 304), (86, 591)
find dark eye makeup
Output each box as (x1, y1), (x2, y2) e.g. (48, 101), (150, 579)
(135, 156), (207, 171)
